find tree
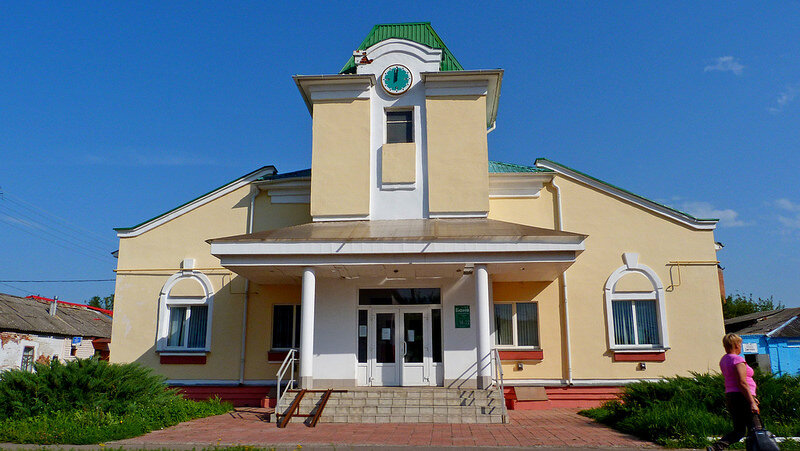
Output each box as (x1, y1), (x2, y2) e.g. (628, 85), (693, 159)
(87, 294), (114, 311)
(722, 292), (784, 319)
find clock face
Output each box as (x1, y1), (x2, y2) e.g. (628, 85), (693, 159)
(381, 64), (412, 95)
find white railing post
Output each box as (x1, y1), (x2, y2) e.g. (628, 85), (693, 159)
(276, 348), (298, 404)
(491, 348), (508, 423)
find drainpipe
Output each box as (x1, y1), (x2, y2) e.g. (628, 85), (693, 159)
(551, 180), (573, 386)
(238, 185), (258, 385)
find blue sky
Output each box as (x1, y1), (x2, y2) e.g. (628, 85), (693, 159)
(1, 2), (798, 307)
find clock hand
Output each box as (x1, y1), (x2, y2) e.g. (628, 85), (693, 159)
(394, 68), (398, 83)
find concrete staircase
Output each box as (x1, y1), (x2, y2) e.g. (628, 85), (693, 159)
(275, 387), (507, 424)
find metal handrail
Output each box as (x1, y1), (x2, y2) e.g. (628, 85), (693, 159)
(276, 348), (298, 405)
(491, 348), (508, 423)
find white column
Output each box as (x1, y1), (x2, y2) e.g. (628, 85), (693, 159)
(475, 264), (492, 389)
(299, 267), (316, 389)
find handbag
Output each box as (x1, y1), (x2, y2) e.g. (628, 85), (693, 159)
(745, 415), (780, 451)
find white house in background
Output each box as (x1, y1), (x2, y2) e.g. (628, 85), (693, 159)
(0, 293), (113, 371)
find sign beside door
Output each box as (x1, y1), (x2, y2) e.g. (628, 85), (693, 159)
(454, 305), (470, 328)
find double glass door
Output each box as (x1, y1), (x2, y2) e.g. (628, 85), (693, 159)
(369, 307), (431, 386)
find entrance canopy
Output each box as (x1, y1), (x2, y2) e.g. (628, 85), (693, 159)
(209, 218), (586, 284)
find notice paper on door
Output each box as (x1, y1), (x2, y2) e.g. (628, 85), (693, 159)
(359, 325), (367, 337)
(381, 328), (391, 340)
(407, 330), (415, 342)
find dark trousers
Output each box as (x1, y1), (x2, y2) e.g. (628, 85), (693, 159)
(716, 392), (762, 448)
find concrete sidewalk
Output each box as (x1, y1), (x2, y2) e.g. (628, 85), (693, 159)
(105, 407), (658, 449)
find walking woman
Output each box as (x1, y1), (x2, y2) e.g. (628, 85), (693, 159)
(708, 333), (761, 451)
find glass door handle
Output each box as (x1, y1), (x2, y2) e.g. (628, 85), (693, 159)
(402, 341), (407, 357)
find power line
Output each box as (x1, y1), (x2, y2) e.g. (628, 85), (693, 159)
(2, 193), (117, 247)
(0, 216), (116, 264)
(0, 279), (116, 283)
(1, 200), (114, 255)
(0, 281), (36, 296)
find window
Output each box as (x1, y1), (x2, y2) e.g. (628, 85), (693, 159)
(386, 110), (413, 143)
(20, 346), (34, 372)
(272, 305), (301, 349)
(611, 299), (659, 346)
(604, 253), (668, 350)
(167, 305), (209, 348)
(494, 302), (539, 348)
(359, 288), (440, 305)
(157, 270), (214, 352)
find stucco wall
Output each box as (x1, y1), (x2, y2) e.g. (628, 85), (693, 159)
(243, 284), (301, 381)
(425, 95), (490, 215)
(492, 281), (565, 380)
(310, 99), (371, 218)
(111, 186), (310, 382)
(381, 142), (416, 184)
(488, 174), (725, 381)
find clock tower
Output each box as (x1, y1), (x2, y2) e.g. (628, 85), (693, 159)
(294, 23), (502, 221)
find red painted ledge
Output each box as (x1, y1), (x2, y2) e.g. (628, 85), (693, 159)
(498, 350), (544, 360)
(160, 354), (207, 364)
(267, 350), (292, 362)
(612, 351), (666, 362)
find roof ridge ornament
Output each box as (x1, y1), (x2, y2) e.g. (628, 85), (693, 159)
(353, 50), (373, 66)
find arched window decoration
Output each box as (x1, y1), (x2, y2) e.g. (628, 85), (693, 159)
(604, 253), (669, 350)
(157, 266), (214, 353)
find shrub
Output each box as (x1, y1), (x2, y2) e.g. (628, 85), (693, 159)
(0, 358), (179, 419)
(581, 371), (800, 448)
(0, 358), (232, 444)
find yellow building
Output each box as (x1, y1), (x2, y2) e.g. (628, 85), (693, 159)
(110, 23), (724, 410)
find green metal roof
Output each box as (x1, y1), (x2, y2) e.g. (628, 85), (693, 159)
(340, 22), (464, 74)
(489, 161), (552, 174)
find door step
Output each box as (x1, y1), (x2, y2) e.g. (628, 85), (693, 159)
(275, 387), (507, 424)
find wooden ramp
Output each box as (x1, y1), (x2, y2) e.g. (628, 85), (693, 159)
(276, 389), (337, 428)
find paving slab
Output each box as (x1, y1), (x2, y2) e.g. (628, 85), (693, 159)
(99, 407), (660, 449)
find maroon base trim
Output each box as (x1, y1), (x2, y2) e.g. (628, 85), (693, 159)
(504, 386), (624, 410)
(160, 355), (207, 364)
(612, 351), (666, 362)
(498, 350), (544, 360)
(172, 385), (274, 407)
(267, 350), (290, 362)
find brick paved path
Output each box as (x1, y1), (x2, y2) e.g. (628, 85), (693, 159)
(114, 408), (657, 448)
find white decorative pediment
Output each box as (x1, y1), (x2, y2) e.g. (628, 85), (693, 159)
(262, 179), (310, 204)
(488, 173), (552, 198)
(356, 38), (443, 75)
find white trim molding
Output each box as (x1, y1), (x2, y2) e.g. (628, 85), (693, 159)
(604, 253), (670, 351)
(361, 38), (443, 69)
(505, 378), (666, 387)
(116, 166), (276, 238)
(313, 214), (371, 222)
(156, 263), (215, 353)
(428, 211), (489, 219)
(258, 177), (310, 204)
(166, 379), (278, 386)
(293, 74), (376, 115)
(489, 173), (553, 199)
(212, 239), (584, 258)
(535, 160), (718, 230)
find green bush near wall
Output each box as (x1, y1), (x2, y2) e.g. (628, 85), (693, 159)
(580, 372), (800, 449)
(0, 359), (232, 444)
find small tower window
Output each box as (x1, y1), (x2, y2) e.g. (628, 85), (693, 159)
(386, 110), (413, 143)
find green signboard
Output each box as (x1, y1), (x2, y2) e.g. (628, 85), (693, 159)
(454, 305), (470, 329)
